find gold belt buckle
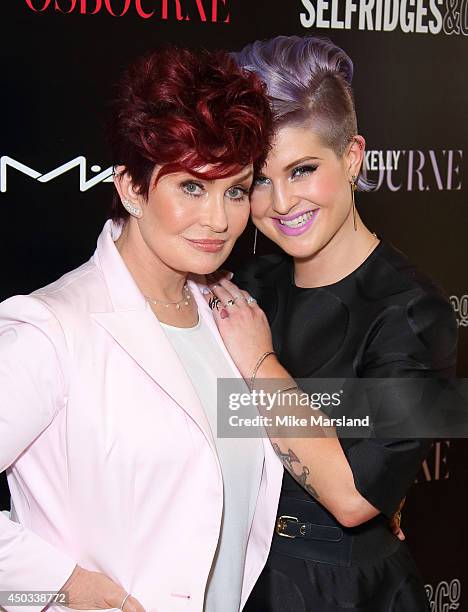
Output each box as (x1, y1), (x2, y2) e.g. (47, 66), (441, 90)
(276, 515), (299, 538)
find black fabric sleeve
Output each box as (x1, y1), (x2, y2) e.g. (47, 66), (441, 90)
(340, 289), (458, 518)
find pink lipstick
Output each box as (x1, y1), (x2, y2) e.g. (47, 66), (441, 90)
(273, 209), (319, 237)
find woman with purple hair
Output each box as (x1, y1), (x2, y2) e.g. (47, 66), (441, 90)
(202, 36), (457, 610)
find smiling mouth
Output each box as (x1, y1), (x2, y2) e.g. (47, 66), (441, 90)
(275, 209), (318, 228)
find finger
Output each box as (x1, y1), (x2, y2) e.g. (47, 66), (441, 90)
(390, 518), (404, 537)
(107, 588), (146, 612)
(201, 286), (213, 303)
(395, 528), (405, 541)
(210, 279), (255, 310)
(201, 288), (228, 324)
(201, 288), (223, 315)
(206, 284), (241, 319)
(123, 595), (146, 612)
(212, 276), (244, 298)
(240, 289), (259, 308)
(208, 282), (236, 308)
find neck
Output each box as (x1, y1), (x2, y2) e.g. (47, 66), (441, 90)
(294, 215), (379, 288)
(114, 220), (188, 302)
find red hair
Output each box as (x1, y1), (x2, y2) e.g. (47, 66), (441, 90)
(108, 46), (273, 220)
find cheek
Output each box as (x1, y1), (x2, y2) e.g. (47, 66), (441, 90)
(227, 204), (250, 236)
(250, 190), (270, 220)
(306, 172), (350, 212)
(309, 173), (341, 205)
(146, 193), (191, 230)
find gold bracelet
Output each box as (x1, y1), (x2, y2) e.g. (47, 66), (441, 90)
(276, 385), (299, 394)
(249, 351), (275, 391)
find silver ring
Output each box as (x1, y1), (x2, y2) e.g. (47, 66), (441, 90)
(246, 296), (257, 304)
(120, 593), (131, 611)
(226, 299), (236, 307)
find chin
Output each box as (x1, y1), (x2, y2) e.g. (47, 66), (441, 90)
(185, 254), (230, 276)
(263, 231), (316, 259)
(280, 243), (318, 259)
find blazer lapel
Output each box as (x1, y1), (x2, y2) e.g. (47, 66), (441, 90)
(90, 220), (215, 449)
(189, 279), (283, 486)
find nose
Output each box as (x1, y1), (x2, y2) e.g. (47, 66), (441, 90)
(201, 193), (229, 233)
(271, 182), (298, 216)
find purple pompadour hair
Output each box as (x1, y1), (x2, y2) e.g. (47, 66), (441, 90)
(232, 35), (371, 190)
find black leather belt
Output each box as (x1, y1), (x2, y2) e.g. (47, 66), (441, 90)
(271, 495), (400, 566)
(276, 514), (343, 542)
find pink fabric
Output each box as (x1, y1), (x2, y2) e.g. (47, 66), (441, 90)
(0, 220), (283, 612)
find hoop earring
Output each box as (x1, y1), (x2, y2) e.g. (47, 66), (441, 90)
(253, 226), (258, 255)
(350, 175), (357, 231)
(122, 199), (143, 219)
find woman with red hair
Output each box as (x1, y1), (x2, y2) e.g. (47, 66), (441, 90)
(0, 47), (283, 612)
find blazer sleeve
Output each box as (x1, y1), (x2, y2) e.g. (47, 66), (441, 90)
(339, 289), (458, 518)
(0, 295), (77, 611)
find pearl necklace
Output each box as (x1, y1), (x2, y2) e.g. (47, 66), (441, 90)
(145, 284), (191, 310)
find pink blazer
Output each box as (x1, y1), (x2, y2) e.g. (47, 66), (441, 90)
(0, 220), (283, 612)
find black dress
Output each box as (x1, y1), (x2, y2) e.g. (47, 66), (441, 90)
(235, 240), (458, 612)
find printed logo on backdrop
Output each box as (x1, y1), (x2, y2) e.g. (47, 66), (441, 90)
(1, 150), (463, 193)
(414, 441), (450, 483)
(0, 157), (113, 192)
(425, 579), (461, 611)
(450, 295), (468, 328)
(300, 1), (468, 36)
(24, 0), (230, 22)
(363, 149), (463, 191)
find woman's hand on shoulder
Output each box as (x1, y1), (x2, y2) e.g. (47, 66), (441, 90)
(61, 564), (145, 612)
(202, 272), (274, 380)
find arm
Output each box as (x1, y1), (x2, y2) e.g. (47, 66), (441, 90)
(250, 355), (380, 528)
(203, 277), (378, 527)
(0, 295), (146, 612)
(0, 295), (77, 611)
(204, 276), (458, 528)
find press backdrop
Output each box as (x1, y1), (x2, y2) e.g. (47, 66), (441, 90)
(1, 2), (467, 609)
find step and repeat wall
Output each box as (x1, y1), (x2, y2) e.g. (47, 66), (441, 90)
(2, 1), (467, 609)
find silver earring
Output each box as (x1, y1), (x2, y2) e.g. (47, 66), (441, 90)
(122, 199), (143, 219)
(253, 227), (258, 255)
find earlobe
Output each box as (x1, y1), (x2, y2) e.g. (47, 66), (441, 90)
(122, 199), (143, 219)
(113, 167), (144, 219)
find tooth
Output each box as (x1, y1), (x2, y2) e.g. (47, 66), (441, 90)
(279, 211), (318, 228)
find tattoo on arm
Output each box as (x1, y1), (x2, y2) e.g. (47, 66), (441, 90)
(272, 443), (320, 500)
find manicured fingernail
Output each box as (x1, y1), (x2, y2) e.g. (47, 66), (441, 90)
(220, 308), (229, 319)
(220, 269), (234, 280)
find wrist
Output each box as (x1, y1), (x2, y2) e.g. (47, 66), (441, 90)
(248, 351), (276, 391)
(250, 354), (296, 393)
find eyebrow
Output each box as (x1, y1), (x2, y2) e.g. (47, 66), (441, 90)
(231, 169), (254, 184)
(284, 156), (322, 172)
(191, 169), (253, 185)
